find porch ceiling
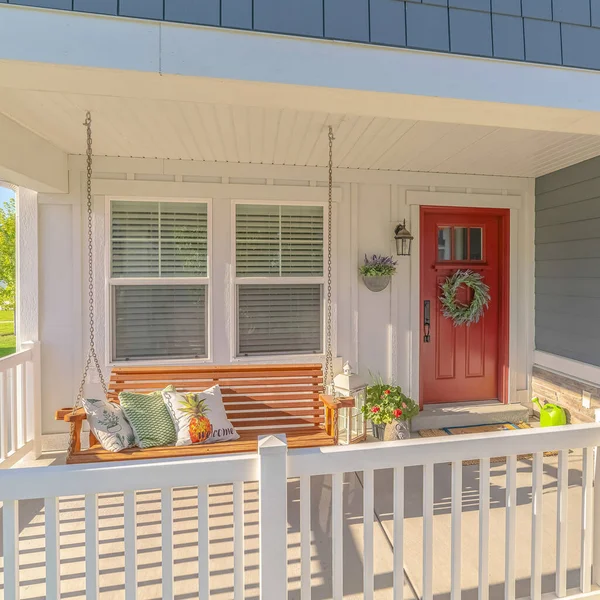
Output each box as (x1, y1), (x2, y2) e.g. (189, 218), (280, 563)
(1, 87), (600, 178)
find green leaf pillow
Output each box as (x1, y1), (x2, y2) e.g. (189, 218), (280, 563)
(119, 389), (177, 449)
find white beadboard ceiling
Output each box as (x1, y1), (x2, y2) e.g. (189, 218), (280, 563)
(1, 87), (600, 178)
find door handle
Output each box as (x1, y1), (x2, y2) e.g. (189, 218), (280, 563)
(424, 300), (431, 343)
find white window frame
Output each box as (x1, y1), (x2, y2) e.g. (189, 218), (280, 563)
(105, 196), (213, 366)
(230, 199), (329, 362)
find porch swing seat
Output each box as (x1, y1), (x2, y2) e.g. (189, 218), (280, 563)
(56, 363), (342, 464)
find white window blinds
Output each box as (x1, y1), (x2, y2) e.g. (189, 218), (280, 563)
(236, 204), (323, 277)
(235, 203), (325, 357)
(113, 285), (207, 361)
(112, 201), (208, 277)
(110, 200), (209, 362)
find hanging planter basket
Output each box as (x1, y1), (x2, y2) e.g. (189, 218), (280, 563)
(362, 275), (391, 292)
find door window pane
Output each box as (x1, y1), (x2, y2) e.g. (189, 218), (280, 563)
(454, 227), (468, 260)
(470, 228), (483, 260)
(437, 227), (451, 261)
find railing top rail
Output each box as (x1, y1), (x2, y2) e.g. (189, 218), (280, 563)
(0, 452), (259, 501)
(287, 423), (600, 478)
(0, 346), (34, 370)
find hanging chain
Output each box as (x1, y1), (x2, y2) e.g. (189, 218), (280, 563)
(323, 126), (334, 394)
(67, 112), (108, 459)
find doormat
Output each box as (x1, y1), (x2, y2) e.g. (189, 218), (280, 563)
(419, 422), (559, 466)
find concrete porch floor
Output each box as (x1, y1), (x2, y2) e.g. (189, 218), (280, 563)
(0, 446), (586, 599)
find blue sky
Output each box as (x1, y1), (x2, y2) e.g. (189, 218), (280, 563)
(0, 187), (14, 209)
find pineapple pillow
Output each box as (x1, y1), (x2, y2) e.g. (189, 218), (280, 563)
(162, 385), (240, 446)
(81, 397), (136, 453)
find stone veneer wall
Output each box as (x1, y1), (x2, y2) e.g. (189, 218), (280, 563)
(532, 366), (600, 424)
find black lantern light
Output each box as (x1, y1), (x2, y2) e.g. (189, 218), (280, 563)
(394, 220), (413, 256)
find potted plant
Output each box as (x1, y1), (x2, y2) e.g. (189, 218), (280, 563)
(361, 378), (419, 441)
(359, 254), (397, 292)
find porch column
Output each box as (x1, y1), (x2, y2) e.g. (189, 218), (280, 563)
(15, 186), (39, 347)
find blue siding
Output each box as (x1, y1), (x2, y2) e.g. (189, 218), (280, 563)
(7, 0), (600, 71)
(536, 156), (600, 368)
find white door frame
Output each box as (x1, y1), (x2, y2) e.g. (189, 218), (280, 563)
(407, 190), (533, 407)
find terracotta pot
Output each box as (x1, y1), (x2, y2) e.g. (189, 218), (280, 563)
(362, 275), (391, 292)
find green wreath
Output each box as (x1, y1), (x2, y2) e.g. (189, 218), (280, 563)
(440, 270), (490, 326)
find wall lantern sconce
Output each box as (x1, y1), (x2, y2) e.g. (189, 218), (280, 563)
(394, 220), (414, 256)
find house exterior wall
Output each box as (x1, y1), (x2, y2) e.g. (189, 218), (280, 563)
(535, 156), (600, 368)
(4, 0), (600, 71)
(37, 159), (533, 436)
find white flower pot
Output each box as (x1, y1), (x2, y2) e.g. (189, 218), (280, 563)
(362, 275), (391, 292)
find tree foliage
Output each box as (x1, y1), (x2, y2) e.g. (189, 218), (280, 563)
(0, 198), (16, 311)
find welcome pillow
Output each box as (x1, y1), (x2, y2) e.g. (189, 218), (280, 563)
(119, 389), (177, 449)
(162, 385), (239, 446)
(81, 397), (136, 453)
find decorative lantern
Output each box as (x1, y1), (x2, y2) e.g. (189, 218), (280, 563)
(333, 362), (367, 445)
(394, 220), (414, 256)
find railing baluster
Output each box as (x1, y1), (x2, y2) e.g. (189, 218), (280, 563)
(581, 447), (594, 593)
(45, 496), (60, 600)
(531, 452), (543, 600)
(393, 467), (404, 600)
(423, 462), (434, 600)
(10, 367), (17, 454)
(505, 455), (517, 600)
(363, 468), (374, 600)
(300, 475), (311, 600)
(85, 494), (99, 600)
(162, 488), (174, 600)
(3, 498), (19, 600)
(124, 491), (137, 600)
(1, 370), (8, 460)
(198, 485), (210, 600)
(479, 458), (490, 600)
(451, 460), (462, 600)
(556, 449), (568, 597)
(332, 472), (344, 600)
(233, 481), (245, 600)
(18, 363), (27, 448)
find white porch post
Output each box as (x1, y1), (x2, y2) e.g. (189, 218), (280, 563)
(258, 434), (288, 599)
(593, 446), (600, 586)
(15, 187), (39, 347)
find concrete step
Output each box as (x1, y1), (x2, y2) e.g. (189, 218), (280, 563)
(411, 401), (530, 432)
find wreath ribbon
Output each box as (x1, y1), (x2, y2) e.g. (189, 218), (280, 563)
(440, 270), (490, 326)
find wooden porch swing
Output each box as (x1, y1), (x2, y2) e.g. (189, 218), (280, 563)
(56, 115), (344, 464)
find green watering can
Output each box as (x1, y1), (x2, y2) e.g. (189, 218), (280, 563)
(532, 398), (567, 427)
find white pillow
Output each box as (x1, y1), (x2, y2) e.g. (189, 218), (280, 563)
(162, 385), (240, 446)
(81, 397), (136, 452)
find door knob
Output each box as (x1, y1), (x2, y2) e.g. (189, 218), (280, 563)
(424, 300), (431, 343)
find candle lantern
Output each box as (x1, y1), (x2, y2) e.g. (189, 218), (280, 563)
(333, 362), (368, 445)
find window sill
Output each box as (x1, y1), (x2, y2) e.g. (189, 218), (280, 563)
(231, 354), (325, 364)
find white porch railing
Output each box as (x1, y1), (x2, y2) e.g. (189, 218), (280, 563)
(1, 421), (600, 600)
(0, 341), (41, 469)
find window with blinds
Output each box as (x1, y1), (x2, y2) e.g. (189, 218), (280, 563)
(235, 203), (325, 357)
(110, 200), (209, 362)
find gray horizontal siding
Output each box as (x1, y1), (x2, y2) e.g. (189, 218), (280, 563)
(536, 155), (600, 367)
(7, 0), (600, 71)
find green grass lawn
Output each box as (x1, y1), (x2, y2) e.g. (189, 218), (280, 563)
(0, 310), (15, 358)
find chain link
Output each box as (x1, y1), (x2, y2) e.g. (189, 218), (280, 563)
(323, 126), (334, 394)
(67, 112), (108, 460)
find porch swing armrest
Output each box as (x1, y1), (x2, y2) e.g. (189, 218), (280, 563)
(55, 407), (87, 423)
(319, 394), (340, 409)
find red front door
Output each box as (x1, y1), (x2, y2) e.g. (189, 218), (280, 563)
(420, 206), (509, 405)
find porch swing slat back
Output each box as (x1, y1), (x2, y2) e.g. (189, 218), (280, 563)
(57, 363), (340, 464)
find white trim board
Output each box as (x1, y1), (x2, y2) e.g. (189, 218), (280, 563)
(534, 351), (600, 388)
(407, 191), (523, 210)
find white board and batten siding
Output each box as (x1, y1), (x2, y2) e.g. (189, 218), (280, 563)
(36, 158), (534, 435)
